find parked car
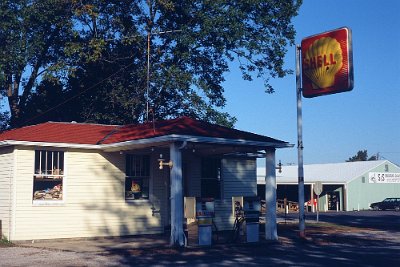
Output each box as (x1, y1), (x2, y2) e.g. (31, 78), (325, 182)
(370, 198), (400, 211)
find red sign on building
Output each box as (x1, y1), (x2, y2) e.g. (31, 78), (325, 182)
(301, 27), (353, 98)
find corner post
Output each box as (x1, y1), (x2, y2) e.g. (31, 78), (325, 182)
(169, 142), (185, 247)
(265, 148), (278, 240)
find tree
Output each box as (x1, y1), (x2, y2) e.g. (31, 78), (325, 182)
(0, 0), (76, 128)
(346, 150), (377, 162)
(1, 0), (302, 128)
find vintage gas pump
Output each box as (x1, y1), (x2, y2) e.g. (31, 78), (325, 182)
(195, 198), (215, 246)
(243, 196), (261, 242)
(232, 196), (260, 243)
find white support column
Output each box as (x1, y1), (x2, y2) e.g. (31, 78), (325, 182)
(169, 142), (185, 247)
(311, 184), (314, 213)
(265, 148), (278, 240)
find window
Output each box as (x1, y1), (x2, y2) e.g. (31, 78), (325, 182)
(33, 150), (64, 201)
(201, 158), (221, 199)
(125, 155), (150, 200)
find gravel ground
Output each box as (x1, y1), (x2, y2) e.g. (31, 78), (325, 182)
(0, 247), (121, 267)
(1, 211), (399, 267)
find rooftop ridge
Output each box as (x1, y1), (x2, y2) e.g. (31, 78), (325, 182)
(46, 121), (120, 127)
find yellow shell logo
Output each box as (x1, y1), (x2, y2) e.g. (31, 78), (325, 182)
(303, 37), (343, 88)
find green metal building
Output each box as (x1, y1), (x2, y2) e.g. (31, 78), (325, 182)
(257, 160), (400, 211)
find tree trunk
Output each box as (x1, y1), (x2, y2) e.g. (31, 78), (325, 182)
(7, 74), (21, 128)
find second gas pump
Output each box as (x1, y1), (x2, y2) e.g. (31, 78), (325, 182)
(232, 196), (261, 242)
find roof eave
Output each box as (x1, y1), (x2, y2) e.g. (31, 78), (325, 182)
(0, 134), (293, 152)
(102, 134), (293, 152)
(0, 140), (102, 150)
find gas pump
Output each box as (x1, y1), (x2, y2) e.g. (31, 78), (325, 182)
(232, 196), (260, 243)
(243, 196), (261, 242)
(195, 198), (215, 246)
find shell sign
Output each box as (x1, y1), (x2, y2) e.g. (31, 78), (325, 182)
(301, 27), (353, 98)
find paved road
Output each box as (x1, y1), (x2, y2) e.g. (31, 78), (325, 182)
(285, 210), (400, 231)
(1, 211), (399, 266)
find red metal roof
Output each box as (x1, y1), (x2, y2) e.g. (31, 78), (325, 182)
(0, 122), (116, 145)
(0, 117), (286, 146)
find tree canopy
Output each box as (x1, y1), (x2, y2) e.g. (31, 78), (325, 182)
(346, 150), (378, 162)
(0, 0), (302, 129)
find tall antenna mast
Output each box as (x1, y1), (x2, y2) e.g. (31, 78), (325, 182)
(146, 31), (150, 122)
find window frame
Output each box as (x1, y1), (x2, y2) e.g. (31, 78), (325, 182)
(125, 154), (151, 201)
(33, 150), (65, 205)
(200, 157), (222, 199)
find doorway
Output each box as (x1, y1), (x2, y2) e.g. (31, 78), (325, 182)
(327, 191), (340, 211)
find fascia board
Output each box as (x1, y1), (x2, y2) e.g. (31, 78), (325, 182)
(0, 134), (294, 152)
(101, 134), (294, 151)
(0, 140), (101, 150)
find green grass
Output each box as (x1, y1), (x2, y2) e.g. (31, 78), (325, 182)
(0, 235), (13, 247)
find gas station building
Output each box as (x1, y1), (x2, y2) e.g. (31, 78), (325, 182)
(0, 117), (292, 246)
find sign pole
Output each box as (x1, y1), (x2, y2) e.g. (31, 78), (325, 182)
(313, 181), (323, 223)
(296, 45), (306, 238)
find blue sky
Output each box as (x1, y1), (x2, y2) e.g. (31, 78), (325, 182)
(222, 0), (400, 166)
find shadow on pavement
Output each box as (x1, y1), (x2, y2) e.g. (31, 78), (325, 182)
(97, 222), (400, 267)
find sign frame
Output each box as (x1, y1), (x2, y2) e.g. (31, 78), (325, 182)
(301, 27), (354, 98)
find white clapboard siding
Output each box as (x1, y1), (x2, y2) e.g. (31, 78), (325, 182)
(215, 158), (257, 230)
(11, 147), (163, 241)
(184, 156), (257, 231)
(0, 147), (14, 240)
(9, 145), (258, 240)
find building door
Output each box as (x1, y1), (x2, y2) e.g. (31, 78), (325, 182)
(327, 191), (340, 211)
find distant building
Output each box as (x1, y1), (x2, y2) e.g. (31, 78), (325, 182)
(257, 160), (400, 211)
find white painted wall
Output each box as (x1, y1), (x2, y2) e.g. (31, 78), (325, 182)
(6, 145), (258, 241)
(11, 147), (162, 241)
(0, 146), (14, 240)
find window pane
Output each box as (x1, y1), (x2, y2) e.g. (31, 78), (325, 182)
(126, 155), (150, 177)
(46, 151), (52, 175)
(34, 151), (41, 174)
(125, 177), (149, 200)
(134, 158), (140, 176)
(201, 158), (221, 199)
(125, 155), (150, 200)
(202, 158), (220, 178)
(126, 155), (132, 176)
(33, 150), (64, 201)
(40, 151), (46, 175)
(33, 180), (63, 200)
(141, 177), (149, 199)
(143, 157), (150, 176)
(201, 179), (220, 198)
(58, 152), (64, 175)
